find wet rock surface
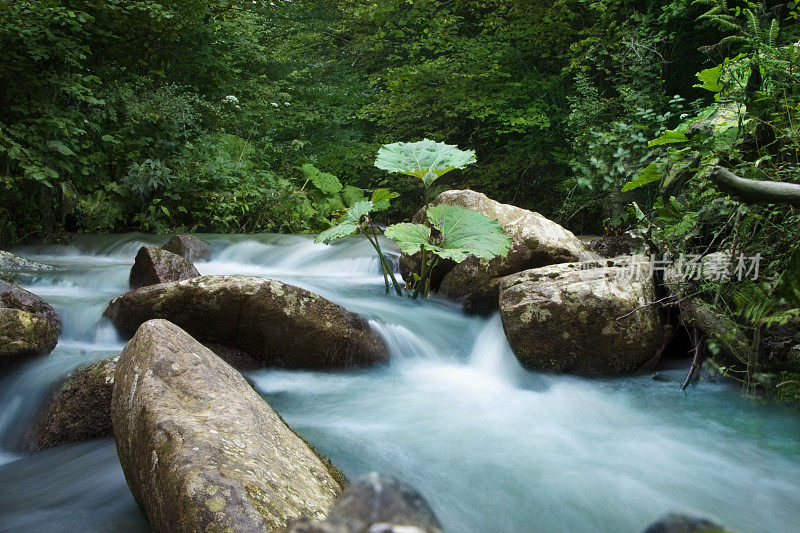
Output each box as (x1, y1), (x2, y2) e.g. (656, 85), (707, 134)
(128, 246), (200, 289)
(104, 275), (389, 369)
(499, 259), (665, 375)
(33, 357), (117, 451)
(162, 234), (211, 261)
(112, 319), (343, 532)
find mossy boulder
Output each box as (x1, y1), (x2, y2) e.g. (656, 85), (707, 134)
(129, 246), (200, 289)
(162, 234), (211, 261)
(112, 319), (342, 532)
(284, 472), (442, 533)
(0, 280), (61, 332)
(104, 275), (388, 369)
(0, 308), (59, 363)
(33, 356), (117, 451)
(498, 260), (665, 375)
(403, 189), (587, 313)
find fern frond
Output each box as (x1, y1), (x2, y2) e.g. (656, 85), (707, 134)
(744, 9), (760, 37)
(768, 19), (779, 48)
(761, 308), (800, 328)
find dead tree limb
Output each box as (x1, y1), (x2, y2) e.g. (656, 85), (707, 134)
(707, 166), (800, 207)
(681, 327), (706, 391)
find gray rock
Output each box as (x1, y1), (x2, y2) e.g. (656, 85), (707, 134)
(104, 275), (389, 369)
(642, 513), (730, 532)
(33, 357), (117, 451)
(0, 250), (58, 272)
(0, 280), (61, 332)
(129, 246), (200, 289)
(112, 319), (343, 532)
(404, 190), (587, 313)
(284, 473), (441, 533)
(499, 259), (665, 375)
(162, 234), (211, 261)
(0, 308), (59, 363)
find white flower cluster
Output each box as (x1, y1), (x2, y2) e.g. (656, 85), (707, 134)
(223, 95), (241, 109)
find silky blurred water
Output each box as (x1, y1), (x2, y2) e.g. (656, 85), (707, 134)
(0, 233), (798, 532)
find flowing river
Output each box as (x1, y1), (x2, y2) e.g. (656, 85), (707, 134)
(0, 234), (798, 532)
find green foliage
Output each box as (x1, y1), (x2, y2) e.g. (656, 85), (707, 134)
(301, 164), (343, 195)
(386, 205), (511, 263)
(374, 139), (476, 188)
(315, 201), (375, 244)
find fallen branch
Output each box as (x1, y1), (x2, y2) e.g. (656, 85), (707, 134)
(681, 327), (706, 391)
(707, 166), (800, 207)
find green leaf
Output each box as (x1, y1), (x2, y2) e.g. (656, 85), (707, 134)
(425, 204), (512, 262)
(342, 185), (366, 206)
(374, 139), (476, 187)
(383, 223), (432, 255)
(314, 200), (373, 244)
(648, 130), (688, 147)
(622, 163), (661, 192)
(300, 163), (342, 194)
(47, 140), (74, 156)
(694, 65), (722, 93)
(371, 188), (399, 211)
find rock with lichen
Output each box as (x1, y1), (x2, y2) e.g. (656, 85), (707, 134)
(0, 308), (59, 363)
(104, 275), (388, 369)
(0, 250), (58, 273)
(112, 319), (343, 532)
(498, 259), (665, 375)
(33, 356), (117, 451)
(402, 189), (587, 313)
(128, 246), (200, 289)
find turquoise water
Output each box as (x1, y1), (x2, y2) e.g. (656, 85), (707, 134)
(0, 234), (798, 532)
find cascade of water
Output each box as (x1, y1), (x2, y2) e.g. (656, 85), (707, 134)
(1, 234), (798, 533)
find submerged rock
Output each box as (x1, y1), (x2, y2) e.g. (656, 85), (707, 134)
(498, 259), (665, 375)
(112, 319), (342, 532)
(284, 472), (442, 533)
(0, 280), (61, 332)
(33, 356), (117, 451)
(403, 190), (587, 313)
(0, 309), (59, 363)
(128, 246), (200, 289)
(104, 275), (388, 369)
(642, 513), (730, 532)
(162, 234), (211, 261)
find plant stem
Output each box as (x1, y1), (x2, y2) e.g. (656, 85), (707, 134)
(364, 223), (402, 296)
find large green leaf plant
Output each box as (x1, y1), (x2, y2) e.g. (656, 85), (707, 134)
(315, 140), (510, 298)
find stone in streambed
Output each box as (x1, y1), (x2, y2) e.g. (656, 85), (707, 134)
(32, 356), (117, 451)
(0, 308), (59, 363)
(104, 275), (388, 369)
(498, 259), (665, 375)
(112, 319), (343, 532)
(128, 246), (200, 289)
(402, 190), (587, 313)
(284, 472), (442, 533)
(642, 513), (731, 533)
(162, 234), (211, 261)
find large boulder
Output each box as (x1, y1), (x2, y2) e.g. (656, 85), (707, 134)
(162, 234), (211, 261)
(0, 309), (59, 363)
(104, 275), (388, 369)
(0, 280), (61, 332)
(129, 246), (200, 289)
(33, 356), (117, 451)
(405, 190), (587, 313)
(112, 319), (342, 532)
(498, 259), (666, 375)
(284, 473), (442, 533)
